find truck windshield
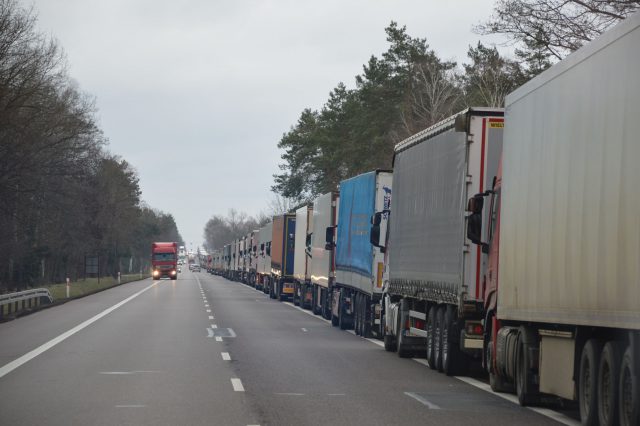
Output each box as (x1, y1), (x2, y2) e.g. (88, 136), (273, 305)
(153, 253), (175, 261)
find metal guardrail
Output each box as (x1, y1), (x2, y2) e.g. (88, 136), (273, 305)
(0, 288), (53, 320)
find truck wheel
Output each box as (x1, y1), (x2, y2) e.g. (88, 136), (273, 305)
(397, 308), (412, 358)
(384, 334), (397, 352)
(293, 283), (300, 306)
(442, 306), (460, 376)
(353, 294), (360, 335)
(618, 345), (639, 426)
(580, 339), (603, 425)
(434, 306), (444, 371)
(598, 341), (623, 426)
(515, 326), (538, 406)
(426, 306), (437, 370)
(362, 296), (372, 338)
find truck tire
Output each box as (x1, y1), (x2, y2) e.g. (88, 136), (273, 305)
(384, 334), (397, 352)
(397, 307), (412, 358)
(515, 326), (538, 406)
(354, 294), (361, 335)
(426, 306), (437, 370)
(598, 341), (623, 426)
(434, 306), (445, 371)
(269, 280), (277, 299)
(442, 306), (461, 376)
(618, 345), (639, 426)
(580, 339), (603, 425)
(362, 296), (372, 339)
(331, 314), (339, 327)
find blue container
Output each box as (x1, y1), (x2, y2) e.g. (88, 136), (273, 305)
(336, 171), (376, 277)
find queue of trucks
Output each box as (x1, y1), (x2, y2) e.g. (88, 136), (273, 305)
(203, 15), (640, 426)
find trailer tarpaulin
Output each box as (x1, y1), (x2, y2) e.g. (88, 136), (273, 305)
(390, 130), (466, 294)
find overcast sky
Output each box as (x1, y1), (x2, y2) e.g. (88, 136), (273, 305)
(23, 0), (506, 250)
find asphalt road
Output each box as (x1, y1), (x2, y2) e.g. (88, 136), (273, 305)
(0, 270), (579, 425)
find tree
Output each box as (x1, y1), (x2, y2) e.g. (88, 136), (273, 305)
(477, 0), (640, 61)
(462, 42), (527, 107)
(203, 209), (262, 251)
(0, 0), (183, 289)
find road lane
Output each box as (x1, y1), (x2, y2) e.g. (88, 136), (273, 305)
(198, 272), (564, 426)
(0, 272), (260, 425)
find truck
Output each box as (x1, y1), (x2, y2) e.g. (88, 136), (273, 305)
(269, 213), (296, 301)
(293, 204), (313, 308)
(309, 191), (339, 319)
(223, 243), (231, 277)
(247, 229), (260, 286)
(151, 242), (178, 280)
(379, 107), (504, 368)
(257, 221), (272, 292)
(467, 13), (640, 425)
(330, 171), (392, 337)
(230, 239), (238, 280)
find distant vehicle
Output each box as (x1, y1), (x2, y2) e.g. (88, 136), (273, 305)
(192, 264), (201, 272)
(177, 266), (182, 273)
(151, 242), (178, 280)
(269, 213), (296, 301)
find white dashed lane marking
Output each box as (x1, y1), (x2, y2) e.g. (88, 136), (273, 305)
(221, 352), (231, 361)
(231, 378), (245, 392)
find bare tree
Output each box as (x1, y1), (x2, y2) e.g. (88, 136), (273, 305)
(477, 0), (640, 60)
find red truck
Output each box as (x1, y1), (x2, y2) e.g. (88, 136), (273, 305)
(151, 242), (178, 280)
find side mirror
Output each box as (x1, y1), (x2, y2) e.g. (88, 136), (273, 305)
(466, 194), (490, 253)
(467, 194), (484, 214)
(325, 226), (335, 250)
(371, 211), (382, 226)
(467, 212), (482, 244)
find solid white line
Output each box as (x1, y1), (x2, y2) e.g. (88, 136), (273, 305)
(404, 391), (441, 409)
(365, 338), (385, 348)
(412, 358), (430, 368)
(0, 280), (159, 379)
(221, 352), (231, 361)
(231, 378), (245, 392)
(275, 392), (305, 396)
(209, 315), (214, 320)
(215, 336), (223, 342)
(282, 301), (331, 324)
(454, 376), (580, 426)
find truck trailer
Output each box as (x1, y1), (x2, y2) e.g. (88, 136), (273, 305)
(270, 214), (296, 301)
(293, 204), (313, 308)
(257, 221), (273, 292)
(467, 13), (640, 425)
(309, 191), (339, 319)
(380, 107), (504, 369)
(331, 170), (392, 337)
